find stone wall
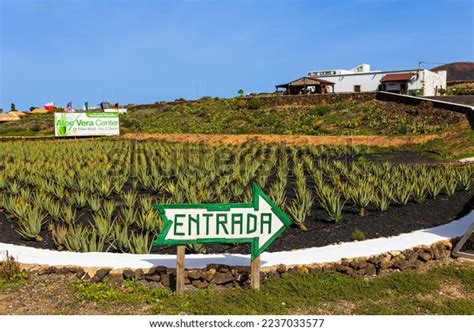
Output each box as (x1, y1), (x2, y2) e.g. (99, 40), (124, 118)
(128, 93), (377, 111)
(250, 92), (376, 107)
(22, 240), (455, 291)
(376, 92), (474, 128)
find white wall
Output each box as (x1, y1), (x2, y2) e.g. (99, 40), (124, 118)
(420, 70), (447, 96)
(322, 73), (383, 93)
(319, 70), (446, 96)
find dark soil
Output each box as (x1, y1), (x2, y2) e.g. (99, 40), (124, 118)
(365, 151), (444, 164)
(1, 189), (472, 255)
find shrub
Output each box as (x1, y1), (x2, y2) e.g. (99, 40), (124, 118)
(0, 252), (21, 280)
(352, 229), (366, 241)
(247, 98), (264, 110)
(311, 105), (331, 116)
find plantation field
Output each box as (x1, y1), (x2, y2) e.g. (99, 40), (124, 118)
(0, 139), (472, 255)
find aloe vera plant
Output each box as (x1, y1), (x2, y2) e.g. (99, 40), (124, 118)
(317, 185), (344, 222)
(122, 190), (137, 209)
(392, 182), (412, 206)
(137, 209), (159, 233)
(0, 139), (469, 255)
(349, 182), (373, 217)
(412, 182), (427, 204)
(51, 224), (67, 250)
(456, 167), (472, 190)
(17, 206), (45, 241)
(373, 193), (390, 212)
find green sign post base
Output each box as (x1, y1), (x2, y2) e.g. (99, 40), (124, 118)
(153, 183), (292, 292)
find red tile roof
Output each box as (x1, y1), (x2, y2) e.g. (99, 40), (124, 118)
(381, 73), (415, 82)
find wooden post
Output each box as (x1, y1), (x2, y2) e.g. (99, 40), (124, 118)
(251, 255), (261, 290)
(176, 245), (185, 294)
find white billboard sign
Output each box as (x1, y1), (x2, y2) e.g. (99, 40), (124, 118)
(54, 113), (120, 137)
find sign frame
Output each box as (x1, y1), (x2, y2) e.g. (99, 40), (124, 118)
(54, 112), (120, 137)
(153, 182), (292, 261)
(153, 183), (292, 292)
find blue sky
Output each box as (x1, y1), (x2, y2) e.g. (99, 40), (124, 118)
(0, 0), (473, 111)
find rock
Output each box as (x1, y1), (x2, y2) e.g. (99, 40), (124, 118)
(392, 256), (412, 271)
(379, 259), (393, 270)
(322, 263), (335, 273)
(95, 268), (111, 281)
(217, 265), (230, 273)
(205, 269), (216, 282)
(377, 253), (392, 267)
(340, 258), (351, 266)
(147, 266), (168, 276)
(134, 269), (144, 280)
(161, 273), (174, 287)
(295, 265), (309, 274)
(231, 269), (240, 276)
(350, 258), (368, 270)
(432, 247), (442, 260)
(267, 271), (280, 279)
(388, 250), (402, 257)
(418, 252), (432, 262)
(90, 276), (102, 283)
(364, 263), (377, 276)
(188, 270), (204, 280)
(107, 272), (123, 285)
(308, 264), (322, 273)
(76, 269), (86, 279)
(212, 271), (234, 285)
(441, 240), (453, 250)
(192, 279), (209, 289)
(122, 269), (136, 280)
(37, 266), (56, 275)
(335, 264), (355, 276)
(145, 274), (161, 282)
(55, 267), (70, 275)
(276, 264), (287, 273)
(408, 252), (419, 263)
(236, 272), (249, 283)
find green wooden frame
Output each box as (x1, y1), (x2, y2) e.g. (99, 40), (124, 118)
(153, 182), (292, 260)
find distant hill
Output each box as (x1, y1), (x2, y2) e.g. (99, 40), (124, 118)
(432, 62), (474, 83)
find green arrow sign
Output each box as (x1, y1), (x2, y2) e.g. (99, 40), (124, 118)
(153, 183), (292, 260)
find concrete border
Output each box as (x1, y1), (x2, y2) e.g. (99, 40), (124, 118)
(1, 211), (472, 270)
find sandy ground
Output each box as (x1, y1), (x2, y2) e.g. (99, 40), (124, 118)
(121, 132), (450, 147)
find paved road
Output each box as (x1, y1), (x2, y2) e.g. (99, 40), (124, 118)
(425, 95), (474, 106)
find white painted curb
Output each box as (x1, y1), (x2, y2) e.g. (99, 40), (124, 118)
(458, 157), (474, 164)
(0, 211), (472, 269)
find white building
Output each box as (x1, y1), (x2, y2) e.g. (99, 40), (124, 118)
(306, 64), (447, 96)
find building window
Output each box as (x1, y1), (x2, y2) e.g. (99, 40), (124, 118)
(354, 85), (361, 93)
